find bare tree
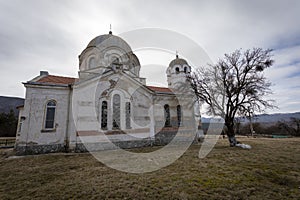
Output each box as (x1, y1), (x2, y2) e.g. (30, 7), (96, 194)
(290, 117), (300, 136)
(188, 48), (276, 146)
(279, 118), (300, 136)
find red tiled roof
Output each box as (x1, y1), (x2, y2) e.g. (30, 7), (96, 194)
(34, 76), (171, 93)
(147, 86), (172, 93)
(36, 75), (77, 85)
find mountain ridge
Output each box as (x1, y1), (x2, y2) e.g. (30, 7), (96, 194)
(201, 112), (300, 124)
(0, 96), (25, 116)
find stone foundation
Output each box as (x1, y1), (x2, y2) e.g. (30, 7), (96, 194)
(15, 130), (198, 155)
(15, 144), (66, 155)
(75, 138), (154, 153)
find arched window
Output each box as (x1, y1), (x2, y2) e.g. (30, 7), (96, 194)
(101, 101), (108, 130)
(45, 100), (56, 129)
(130, 63), (135, 74)
(88, 57), (96, 69)
(184, 67), (187, 73)
(175, 67), (180, 74)
(177, 105), (182, 127)
(112, 57), (120, 64)
(125, 102), (131, 129)
(164, 104), (171, 127)
(111, 57), (121, 71)
(112, 94), (121, 129)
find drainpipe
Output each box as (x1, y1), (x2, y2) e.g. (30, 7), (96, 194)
(64, 84), (72, 152)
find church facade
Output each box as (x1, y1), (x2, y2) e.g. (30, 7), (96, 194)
(15, 31), (201, 155)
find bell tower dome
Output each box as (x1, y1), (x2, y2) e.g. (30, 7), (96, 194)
(166, 54), (191, 89)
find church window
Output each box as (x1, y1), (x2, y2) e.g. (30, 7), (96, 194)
(18, 121), (22, 132)
(101, 101), (108, 129)
(184, 67), (187, 73)
(113, 57), (120, 64)
(112, 94), (121, 129)
(175, 67), (180, 74)
(45, 100), (56, 129)
(111, 57), (121, 71)
(18, 117), (25, 132)
(177, 105), (182, 127)
(164, 104), (171, 127)
(125, 102), (131, 129)
(130, 63), (135, 74)
(88, 57), (96, 69)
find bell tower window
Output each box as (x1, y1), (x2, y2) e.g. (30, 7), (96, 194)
(184, 67), (187, 73)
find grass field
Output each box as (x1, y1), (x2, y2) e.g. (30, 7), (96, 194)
(0, 138), (299, 199)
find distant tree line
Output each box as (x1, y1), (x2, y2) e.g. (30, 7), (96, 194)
(234, 117), (300, 137)
(0, 109), (18, 137)
(201, 117), (300, 137)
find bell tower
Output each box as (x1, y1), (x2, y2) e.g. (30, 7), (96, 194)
(166, 53), (191, 89)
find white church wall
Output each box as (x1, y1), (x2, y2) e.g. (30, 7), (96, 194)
(72, 78), (100, 132)
(16, 85), (71, 148)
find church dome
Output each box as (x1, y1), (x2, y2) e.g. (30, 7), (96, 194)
(86, 32), (132, 52)
(87, 34), (112, 47)
(168, 55), (188, 67)
(78, 31), (141, 78)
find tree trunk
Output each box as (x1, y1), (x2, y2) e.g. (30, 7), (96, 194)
(226, 122), (237, 147)
(249, 117), (254, 137)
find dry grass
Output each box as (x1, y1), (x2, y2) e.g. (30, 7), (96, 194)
(0, 138), (299, 199)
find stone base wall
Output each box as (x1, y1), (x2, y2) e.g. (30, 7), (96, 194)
(15, 144), (66, 155)
(15, 130), (199, 155)
(154, 131), (177, 146)
(75, 139), (154, 153)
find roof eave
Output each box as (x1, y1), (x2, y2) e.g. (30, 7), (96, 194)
(23, 81), (73, 88)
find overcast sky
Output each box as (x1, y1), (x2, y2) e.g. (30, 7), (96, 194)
(0, 0), (299, 114)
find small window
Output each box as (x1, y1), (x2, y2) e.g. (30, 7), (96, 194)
(112, 94), (121, 129)
(101, 101), (108, 130)
(175, 67), (180, 74)
(184, 67), (187, 73)
(88, 57), (96, 69)
(126, 102), (131, 129)
(130, 63), (135, 74)
(177, 105), (182, 127)
(112, 57), (120, 64)
(18, 118), (24, 132)
(164, 104), (171, 127)
(111, 57), (121, 71)
(45, 100), (56, 129)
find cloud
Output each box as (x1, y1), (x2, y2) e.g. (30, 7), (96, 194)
(264, 45), (300, 112)
(0, 0), (299, 113)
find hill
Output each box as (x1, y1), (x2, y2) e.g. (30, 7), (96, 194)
(202, 112), (300, 124)
(0, 96), (24, 116)
(239, 112), (300, 126)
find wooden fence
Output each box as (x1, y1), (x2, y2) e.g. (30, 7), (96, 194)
(0, 137), (16, 148)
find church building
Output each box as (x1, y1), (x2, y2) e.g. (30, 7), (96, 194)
(15, 31), (201, 154)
